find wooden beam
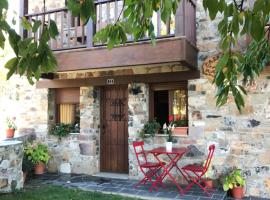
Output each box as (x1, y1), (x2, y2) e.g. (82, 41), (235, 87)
(36, 70), (200, 89)
(54, 37), (198, 72)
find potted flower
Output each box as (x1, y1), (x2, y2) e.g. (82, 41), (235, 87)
(168, 115), (188, 136)
(163, 122), (175, 152)
(203, 161), (214, 189)
(140, 119), (161, 139)
(24, 141), (50, 174)
(6, 117), (17, 138)
(223, 169), (246, 199)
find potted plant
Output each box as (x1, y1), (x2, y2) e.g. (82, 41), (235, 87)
(168, 115), (188, 136)
(223, 169), (246, 199)
(163, 122), (175, 152)
(140, 119), (161, 139)
(203, 161), (214, 189)
(24, 141), (50, 174)
(6, 117), (17, 138)
(50, 123), (79, 141)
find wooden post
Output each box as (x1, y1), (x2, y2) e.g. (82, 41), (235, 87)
(20, 0), (28, 38)
(175, 0), (185, 37)
(86, 18), (94, 47)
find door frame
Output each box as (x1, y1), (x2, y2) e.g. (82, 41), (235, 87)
(99, 84), (129, 174)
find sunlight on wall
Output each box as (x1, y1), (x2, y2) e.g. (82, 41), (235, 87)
(0, 1), (20, 140)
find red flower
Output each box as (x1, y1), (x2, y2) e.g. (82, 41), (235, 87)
(168, 115), (174, 122)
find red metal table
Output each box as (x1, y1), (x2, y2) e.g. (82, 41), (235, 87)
(148, 147), (188, 195)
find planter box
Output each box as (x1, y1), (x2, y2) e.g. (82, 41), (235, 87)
(173, 127), (188, 136)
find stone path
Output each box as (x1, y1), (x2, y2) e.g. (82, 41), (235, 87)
(26, 173), (268, 200)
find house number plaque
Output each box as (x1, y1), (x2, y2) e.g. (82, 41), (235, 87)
(106, 79), (115, 85)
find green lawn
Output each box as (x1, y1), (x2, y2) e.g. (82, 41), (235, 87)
(0, 185), (140, 200)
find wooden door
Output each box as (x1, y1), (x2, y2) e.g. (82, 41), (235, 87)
(100, 85), (128, 173)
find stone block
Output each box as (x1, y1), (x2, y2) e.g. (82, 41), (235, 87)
(59, 163), (71, 174)
(0, 179), (8, 189)
(79, 143), (95, 156)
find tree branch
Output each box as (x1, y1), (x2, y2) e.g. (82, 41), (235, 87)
(115, 0), (125, 24)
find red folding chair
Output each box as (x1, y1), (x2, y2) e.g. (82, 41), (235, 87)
(181, 144), (215, 196)
(132, 141), (165, 191)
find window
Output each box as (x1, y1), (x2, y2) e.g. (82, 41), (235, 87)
(55, 88), (80, 127)
(150, 82), (188, 133)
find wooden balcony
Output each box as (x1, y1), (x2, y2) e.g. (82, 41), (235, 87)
(23, 0), (198, 72)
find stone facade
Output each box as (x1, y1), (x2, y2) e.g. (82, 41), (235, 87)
(0, 141), (23, 193)
(47, 86), (100, 175)
(0, 0), (269, 198)
(0, 76), (48, 139)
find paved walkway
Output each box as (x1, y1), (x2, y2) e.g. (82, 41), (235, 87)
(27, 173), (268, 200)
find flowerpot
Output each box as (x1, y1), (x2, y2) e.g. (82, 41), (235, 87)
(34, 163), (46, 174)
(173, 127), (188, 136)
(204, 179), (214, 189)
(166, 142), (172, 152)
(231, 186), (244, 199)
(6, 129), (15, 138)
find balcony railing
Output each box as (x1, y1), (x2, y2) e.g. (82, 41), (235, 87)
(24, 0), (196, 51)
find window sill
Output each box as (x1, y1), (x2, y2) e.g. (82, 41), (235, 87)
(155, 134), (188, 138)
(69, 132), (80, 135)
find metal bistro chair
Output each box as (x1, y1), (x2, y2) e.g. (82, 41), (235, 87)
(132, 141), (165, 191)
(181, 144), (215, 196)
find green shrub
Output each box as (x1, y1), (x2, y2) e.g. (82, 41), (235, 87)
(140, 119), (161, 138)
(50, 123), (80, 139)
(24, 142), (50, 164)
(223, 169), (245, 191)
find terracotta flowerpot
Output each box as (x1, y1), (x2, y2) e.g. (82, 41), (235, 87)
(173, 127), (188, 136)
(6, 129), (15, 138)
(204, 179), (214, 189)
(231, 186), (244, 199)
(34, 163), (46, 174)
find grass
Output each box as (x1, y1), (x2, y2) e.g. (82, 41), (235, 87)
(0, 185), (140, 200)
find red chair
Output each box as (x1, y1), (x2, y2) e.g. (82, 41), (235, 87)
(132, 141), (165, 191)
(181, 144), (215, 196)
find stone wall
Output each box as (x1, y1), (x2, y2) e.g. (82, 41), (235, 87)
(128, 83), (149, 178)
(0, 141), (23, 193)
(47, 86), (101, 175)
(0, 76), (48, 139)
(187, 1), (270, 197)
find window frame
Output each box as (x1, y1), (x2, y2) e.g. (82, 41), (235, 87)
(54, 88), (80, 124)
(149, 81), (188, 127)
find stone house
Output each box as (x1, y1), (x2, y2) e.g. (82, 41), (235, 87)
(0, 0), (269, 198)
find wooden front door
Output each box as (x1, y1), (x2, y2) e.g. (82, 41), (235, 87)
(100, 85), (128, 173)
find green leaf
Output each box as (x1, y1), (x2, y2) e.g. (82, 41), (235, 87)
(251, 15), (264, 42)
(18, 37), (33, 57)
(32, 20), (42, 33)
(0, 31), (5, 49)
(216, 53), (229, 72)
(18, 58), (28, 76)
(49, 20), (59, 39)
(67, 0), (81, 16)
(8, 29), (21, 56)
(0, 0), (8, 10)
(5, 57), (18, 80)
(22, 17), (32, 31)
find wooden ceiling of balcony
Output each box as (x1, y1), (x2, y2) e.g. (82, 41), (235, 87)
(54, 37), (198, 72)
